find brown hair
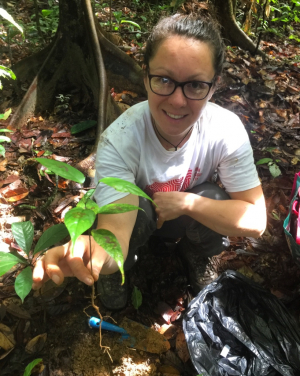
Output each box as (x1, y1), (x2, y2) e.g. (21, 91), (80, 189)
(144, 6), (224, 81)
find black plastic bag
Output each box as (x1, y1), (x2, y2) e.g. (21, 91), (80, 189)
(183, 270), (300, 376)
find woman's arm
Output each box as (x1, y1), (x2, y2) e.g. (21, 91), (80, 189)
(32, 194), (138, 289)
(153, 185), (266, 238)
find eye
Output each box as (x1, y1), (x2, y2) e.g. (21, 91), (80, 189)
(190, 81), (207, 90)
(160, 77), (172, 85)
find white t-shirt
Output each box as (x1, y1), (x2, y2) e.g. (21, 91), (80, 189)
(94, 101), (260, 207)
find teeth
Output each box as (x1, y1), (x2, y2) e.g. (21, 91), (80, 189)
(166, 112), (184, 119)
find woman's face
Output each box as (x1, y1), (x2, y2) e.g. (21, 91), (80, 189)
(144, 36), (216, 139)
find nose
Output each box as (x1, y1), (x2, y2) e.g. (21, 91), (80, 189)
(167, 86), (187, 108)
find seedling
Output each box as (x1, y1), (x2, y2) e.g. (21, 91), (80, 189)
(0, 221), (69, 302)
(256, 157), (281, 178)
(0, 158), (155, 301)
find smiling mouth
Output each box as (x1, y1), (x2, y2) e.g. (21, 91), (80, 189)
(165, 111), (186, 119)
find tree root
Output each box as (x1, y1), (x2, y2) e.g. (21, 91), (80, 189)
(214, 0), (265, 57)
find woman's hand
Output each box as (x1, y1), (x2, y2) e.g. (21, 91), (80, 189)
(153, 191), (192, 229)
(32, 235), (111, 290)
(32, 194), (139, 290)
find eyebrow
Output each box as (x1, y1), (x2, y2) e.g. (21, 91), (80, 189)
(149, 67), (209, 81)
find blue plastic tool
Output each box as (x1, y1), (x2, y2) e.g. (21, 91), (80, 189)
(88, 317), (130, 339)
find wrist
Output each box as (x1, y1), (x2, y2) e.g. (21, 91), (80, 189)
(182, 193), (201, 215)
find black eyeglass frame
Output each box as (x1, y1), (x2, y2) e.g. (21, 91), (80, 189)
(148, 74), (215, 101)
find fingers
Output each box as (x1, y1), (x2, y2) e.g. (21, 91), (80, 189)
(43, 243), (71, 286)
(65, 238), (95, 286)
(32, 236), (109, 290)
(32, 257), (49, 290)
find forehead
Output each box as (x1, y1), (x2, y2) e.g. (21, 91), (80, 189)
(149, 36), (215, 79)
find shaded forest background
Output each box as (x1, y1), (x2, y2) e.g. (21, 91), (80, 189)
(1, 1), (300, 375)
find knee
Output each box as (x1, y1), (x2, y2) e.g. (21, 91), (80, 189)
(188, 182), (230, 201)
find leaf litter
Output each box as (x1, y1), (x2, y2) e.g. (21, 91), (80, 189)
(1, 3), (300, 376)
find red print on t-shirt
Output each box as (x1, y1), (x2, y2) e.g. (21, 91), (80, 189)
(145, 168), (202, 197)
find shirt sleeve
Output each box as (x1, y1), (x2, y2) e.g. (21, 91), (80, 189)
(217, 116), (260, 193)
(94, 137), (135, 207)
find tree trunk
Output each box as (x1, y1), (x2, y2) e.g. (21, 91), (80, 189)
(10, 0), (145, 132)
(213, 0), (264, 56)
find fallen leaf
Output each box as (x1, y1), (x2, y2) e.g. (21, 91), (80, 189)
(158, 324), (178, 339)
(5, 302), (31, 319)
(25, 333), (47, 354)
(275, 109), (287, 119)
(4, 188), (29, 202)
(0, 323), (16, 351)
(51, 132), (71, 138)
(175, 329), (189, 363)
(0, 175), (19, 187)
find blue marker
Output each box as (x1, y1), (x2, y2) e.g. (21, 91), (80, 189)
(88, 317), (130, 339)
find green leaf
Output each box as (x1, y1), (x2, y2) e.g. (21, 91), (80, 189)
(269, 163), (281, 178)
(0, 8), (23, 33)
(86, 199), (100, 214)
(0, 252), (23, 276)
(131, 285), (142, 309)
(120, 20), (141, 29)
(0, 135), (11, 142)
(0, 108), (12, 120)
(64, 208), (96, 255)
(41, 9), (53, 17)
(34, 223), (69, 254)
(0, 144), (5, 157)
(11, 221), (34, 256)
(15, 267), (32, 303)
(91, 229), (124, 284)
(0, 65), (16, 80)
(256, 158), (273, 165)
(0, 128), (13, 132)
(99, 177), (155, 204)
(70, 120), (97, 134)
(36, 158), (85, 184)
(23, 358), (43, 376)
(98, 203), (143, 214)
(78, 189), (96, 207)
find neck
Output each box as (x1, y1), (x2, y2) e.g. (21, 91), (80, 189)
(152, 118), (193, 151)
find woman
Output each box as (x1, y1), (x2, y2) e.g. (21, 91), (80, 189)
(32, 11), (266, 310)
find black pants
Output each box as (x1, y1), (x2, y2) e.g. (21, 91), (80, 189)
(124, 182), (230, 271)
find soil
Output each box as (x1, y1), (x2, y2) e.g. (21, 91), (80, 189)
(1, 1), (300, 375)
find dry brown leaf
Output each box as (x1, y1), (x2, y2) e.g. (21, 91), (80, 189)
(158, 324), (178, 340)
(4, 188), (29, 202)
(272, 132), (281, 140)
(275, 109), (287, 119)
(25, 333), (47, 354)
(0, 159), (7, 172)
(0, 323), (16, 351)
(175, 329), (190, 363)
(5, 302), (31, 319)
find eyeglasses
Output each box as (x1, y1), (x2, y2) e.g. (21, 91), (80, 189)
(148, 74), (214, 100)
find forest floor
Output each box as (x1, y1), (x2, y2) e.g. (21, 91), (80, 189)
(1, 1), (300, 376)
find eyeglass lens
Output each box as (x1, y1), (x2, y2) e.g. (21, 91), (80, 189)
(150, 76), (210, 100)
